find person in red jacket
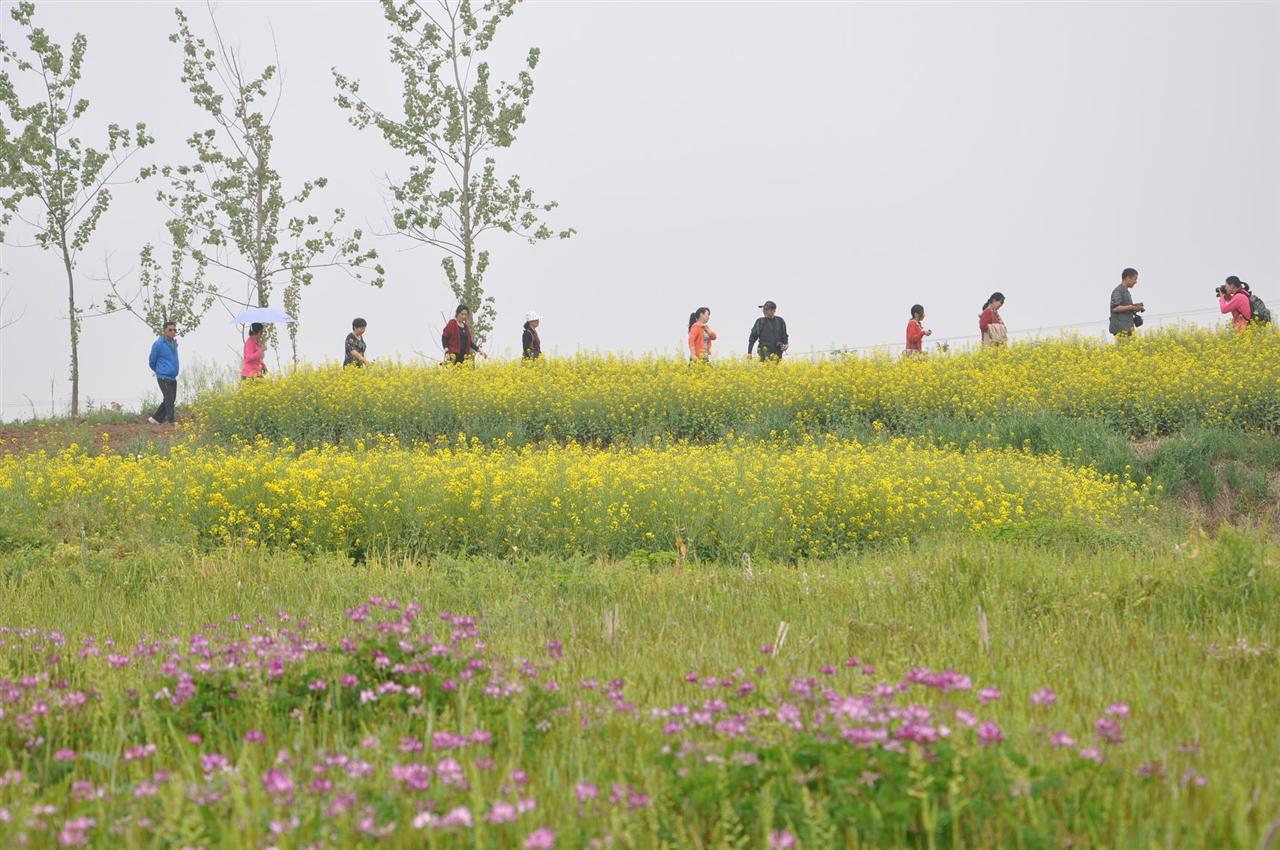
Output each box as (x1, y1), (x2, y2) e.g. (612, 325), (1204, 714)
(441, 304), (487, 365)
(905, 304), (931, 355)
(978, 292), (1006, 347)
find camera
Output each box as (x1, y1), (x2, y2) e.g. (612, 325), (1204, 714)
(1215, 286), (1226, 297)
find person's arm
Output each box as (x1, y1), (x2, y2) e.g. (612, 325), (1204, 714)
(979, 310), (992, 334)
(1226, 293), (1252, 320)
(688, 324), (701, 357)
(148, 340), (159, 373)
(747, 319), (759, 355)
(907, 321), (924, 346)
(706, 327), (716, 341)
(1219, 295), (1234, 315)
(779, 318), (789, 349)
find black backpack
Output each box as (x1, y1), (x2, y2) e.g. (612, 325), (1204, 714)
(1247, 292), (1271, 325)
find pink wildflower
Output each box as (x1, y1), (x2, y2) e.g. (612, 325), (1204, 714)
(486, 801), (517, 824)
(575, 782), (599, 801)
(1031, 688), (1057, 707)
(978, 688), (1001, 705)
(770, 830), (797, 849)
(57, 816), (95, 847)
(977, 722), (1004, 746)
(439, 806), (473, 829)
(525, 827), (556, 849)
(1050, 732), (1075, 749)
(262, 769), (294, 796)
(1095, 717), (1125, 745)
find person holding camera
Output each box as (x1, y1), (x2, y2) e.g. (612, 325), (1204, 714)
(1109, 268), (1145, 338)
(1217, 277), (1252, 331)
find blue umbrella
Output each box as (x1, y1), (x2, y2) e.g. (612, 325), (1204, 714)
(233, 306), (295, 324)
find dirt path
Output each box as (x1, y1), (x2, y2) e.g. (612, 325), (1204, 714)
(0, 416), (194, 455)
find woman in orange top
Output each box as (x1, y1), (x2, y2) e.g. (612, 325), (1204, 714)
(688, 307), (715, 361)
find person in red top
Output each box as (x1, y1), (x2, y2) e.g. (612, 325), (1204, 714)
(688, 307), (716, 361)
(241, 322), (266, 379)
(441, 304), (487, 365)
(978, 292), (1006, 347)
(905, 304), (931, 355)
(1217, 278), (1252, 330)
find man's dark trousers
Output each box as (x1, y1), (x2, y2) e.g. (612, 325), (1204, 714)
(153, 379), (177, 423)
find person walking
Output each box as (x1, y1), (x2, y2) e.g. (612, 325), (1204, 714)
(522, 311), (542, 359)
(1217, 277), (1252, 331)
(905, 304), (931, 355)
(241, 322), (267, 379)
(979, 293), (1007, 348)
(747, 300), (789, 361)
(344, 318), (371, 367)
(1109, 268), (1145, 339)
(688, 307), (715, 362)
(442, 304), (486, 365)
(147, 320), (179, 424)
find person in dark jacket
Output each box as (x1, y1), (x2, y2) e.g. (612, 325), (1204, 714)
(747, 300), (789, 360)
(522, 311), (542, 359)
(343, 317), (370, 367)
(441, 304), (486, 365)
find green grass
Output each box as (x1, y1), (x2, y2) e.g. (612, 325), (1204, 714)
(3, 336), (1279, 847)
(1, 530), (1277, 848)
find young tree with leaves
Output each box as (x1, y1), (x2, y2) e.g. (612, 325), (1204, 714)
(99, 243), (217, 336)
(0, 1), (153, 415)
(333, 0), (572, 346)
(161, 6), (383, 363)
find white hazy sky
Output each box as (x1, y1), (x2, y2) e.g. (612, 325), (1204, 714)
(1, 0), (1277, 417)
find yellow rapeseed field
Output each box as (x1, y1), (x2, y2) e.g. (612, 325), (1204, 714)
(193, 328), (1280, 444)
(0, 438), (1148, 559)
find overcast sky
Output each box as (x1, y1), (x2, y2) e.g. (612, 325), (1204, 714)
(1, 0), (1276, 418)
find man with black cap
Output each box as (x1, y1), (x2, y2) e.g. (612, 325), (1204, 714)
(747, 301), (789, 361)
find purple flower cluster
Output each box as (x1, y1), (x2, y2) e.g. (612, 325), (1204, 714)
(0, 608), (1183, 848)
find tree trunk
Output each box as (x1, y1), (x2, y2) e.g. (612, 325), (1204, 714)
(59, 239), (80, 417)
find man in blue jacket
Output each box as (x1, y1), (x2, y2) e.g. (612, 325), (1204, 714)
(147, 320), (180, 424)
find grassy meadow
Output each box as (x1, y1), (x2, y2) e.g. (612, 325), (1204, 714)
(1, 329), (1278, 849)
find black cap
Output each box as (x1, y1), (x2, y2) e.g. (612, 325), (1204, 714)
(758, 300), (777, 310)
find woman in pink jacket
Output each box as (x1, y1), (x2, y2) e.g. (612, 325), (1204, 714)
(1217, 277), (1252, 331)
(241, 322), (266, 379)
